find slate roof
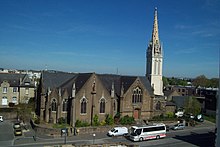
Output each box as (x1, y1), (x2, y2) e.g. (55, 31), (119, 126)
(166, 101), (176, 106)
(172, 96), (189, 108)
(61, 73), (93, 95)
(98, 74), (122, 96)
(0, 73), (25, 87)
(20, 74), (35, 87)
(139, 76), (154, 96)
(98, 74), (153, 96)
(42, 71), (77, 89)
(42, 71), (154, 97)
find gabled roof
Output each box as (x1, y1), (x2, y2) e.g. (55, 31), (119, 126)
(98, 74), (121, 96)
(42, 71), (77, 89)
(139, 76), (154, 96)
(164, 89), (180, 97)
(121, 76), (137, 93)
(172, 96), (189, 108)
(98, 74), (154, 97)
(61, 73), (93, 95)
(0, 73), (25, 87)
(20, 74), (35, 87)
(42, 71), (154, 97)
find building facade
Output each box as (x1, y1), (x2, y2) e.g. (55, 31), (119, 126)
(0, 73), (35, 107)
(36, 8), (166, 126)
(37, 71), (157, 126)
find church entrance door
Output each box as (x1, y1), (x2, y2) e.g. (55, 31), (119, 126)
(133, 109), (140, 119)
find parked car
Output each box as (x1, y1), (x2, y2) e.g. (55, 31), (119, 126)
(184, 113), (195, 119)
(107, 127), (128, 136)
(13, 122), (21, 129)
(14, 128), (22, 136)
(175, 111), (184, 117)
(194, 114), (204, 122)
(171, 123), (185, 130)
(0, 116), (3, 122)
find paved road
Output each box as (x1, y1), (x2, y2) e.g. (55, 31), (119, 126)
(0, 120), (14, 147)
(1, 120), (216, 147)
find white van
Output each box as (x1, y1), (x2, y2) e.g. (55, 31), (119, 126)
(107, 127), (128, 136)
(0, 116), (3, 122)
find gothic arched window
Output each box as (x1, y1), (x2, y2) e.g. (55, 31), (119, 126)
(80, 97), (87, 114)
(51, 99), (57, 111)
(132, 87), (143, 103)
(62, 99), (68, 112)
(100, 98), (105, 114)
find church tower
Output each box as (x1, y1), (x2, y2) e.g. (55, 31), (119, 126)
(146, 8), (164, 96)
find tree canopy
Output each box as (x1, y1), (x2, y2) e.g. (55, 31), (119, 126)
(192, 75), (219, 88)
(184, 96), (201, 115)
(163, 75), (219, 88)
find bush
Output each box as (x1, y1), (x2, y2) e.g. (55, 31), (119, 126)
(75, 120), (90, 127)
(34, 117), (40, 124)
(105, 114), (114, 125)
(150, 114), (177, 121)
(58, 117), (66, 124)
(119, 115), (135, 125)
(100, 120), (106, 126)
(166, 112), (174, 118)
(93, 114), (100, 126)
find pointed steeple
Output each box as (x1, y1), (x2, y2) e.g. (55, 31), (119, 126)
(146, 7), (164, 96)
(151, 7), (161, 53)
(152, 7), (159, 45)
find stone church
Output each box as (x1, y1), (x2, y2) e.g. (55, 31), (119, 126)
(36, 8), (166, 126)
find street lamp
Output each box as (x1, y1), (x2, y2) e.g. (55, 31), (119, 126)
(93, 133), (96, 144)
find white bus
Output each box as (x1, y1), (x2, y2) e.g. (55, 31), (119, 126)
(129, 123), (166, 142)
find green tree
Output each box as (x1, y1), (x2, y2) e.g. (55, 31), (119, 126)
(192, 75), (209, 87)
(16, 103), (32, 123)
(209, 78), (219, 88)
(163, 76), (169, 87)
(184, 97), (201, 115)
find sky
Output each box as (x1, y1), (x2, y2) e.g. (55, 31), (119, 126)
(0, 0), (219, 78)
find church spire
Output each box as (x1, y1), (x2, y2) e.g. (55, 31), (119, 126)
(152, 7), (159, 45)
(146, 7), (164, 96)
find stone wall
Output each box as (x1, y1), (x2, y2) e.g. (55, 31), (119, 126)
(30, 119), (126, 137)
(0, 108), (17, 119)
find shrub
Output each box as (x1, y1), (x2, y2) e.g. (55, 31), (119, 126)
(34, 117), (40, 124)
(119, 115), (135, 125)
(58, 117), (66, 124)
(75, 120), (90, 127)
(166, 112), (174, 118)
(100, 120), (106, 126)
(93, 114), (100, 126)
(105, 114), (114, 125)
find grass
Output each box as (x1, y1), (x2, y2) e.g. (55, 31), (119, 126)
(203, 115), (216, 123)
